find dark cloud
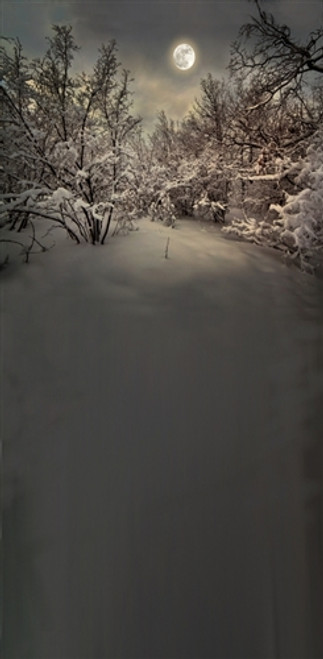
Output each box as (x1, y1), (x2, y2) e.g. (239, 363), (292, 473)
(69, 1), (249, 71)
(2, 0), (322, 130)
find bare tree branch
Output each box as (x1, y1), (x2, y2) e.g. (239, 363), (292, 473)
(230, 0), (323, 107)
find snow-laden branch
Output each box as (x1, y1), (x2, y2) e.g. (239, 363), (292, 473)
(222, 127), (323, 273)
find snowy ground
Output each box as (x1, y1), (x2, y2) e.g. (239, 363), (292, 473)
(2, 217), (323, 658)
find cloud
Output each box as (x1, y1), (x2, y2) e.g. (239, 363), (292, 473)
(254, 0), (323, 35)
(2, 0), (322, 131)
(133, 66), (201, 130)
(2, 2), (51, 56)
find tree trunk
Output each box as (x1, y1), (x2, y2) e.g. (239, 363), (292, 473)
(100, 205), (114, 245)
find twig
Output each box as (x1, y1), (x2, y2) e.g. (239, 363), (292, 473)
(164, 236), (170, 259)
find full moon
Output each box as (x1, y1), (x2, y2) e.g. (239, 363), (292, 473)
(173, 43), (196, 70)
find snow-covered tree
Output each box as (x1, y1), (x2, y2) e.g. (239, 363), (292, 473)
(146, 94), (233, 223)
(222, 126), (323, 272)
(0, 26), (141, 248)
(271, 127), (323, 270)
(226, 0), (323, 180)
(216, 1), (323, 271)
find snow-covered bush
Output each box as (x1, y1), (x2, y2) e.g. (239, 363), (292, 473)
(193, 193), (226, 223)
(149, 193), (176, 227)
(222, 128), (323, 273)
(0, 28), (141, 248)
(273, 129), (323, 266)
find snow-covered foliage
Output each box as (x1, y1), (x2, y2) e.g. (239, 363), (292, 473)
(0, 28), (141, 247)
(146, 110), (231, 224)
(193, 195), (226, 223)
(149, 193), (176, 227)
(273, 129), (323, 267)
(145, 68), (321, 241)
(222, 128), (323, 272)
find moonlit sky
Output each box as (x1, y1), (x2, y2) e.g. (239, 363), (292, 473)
(1, 0), (323, 131)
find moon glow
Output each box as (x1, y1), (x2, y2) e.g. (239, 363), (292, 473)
(173, 43), (196, 70)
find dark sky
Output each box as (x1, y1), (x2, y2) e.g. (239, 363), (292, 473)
(1, 0), (323, 131)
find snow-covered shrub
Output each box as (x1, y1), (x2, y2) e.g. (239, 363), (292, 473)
(193, 193), (226, 222)
(146, 113), (232, 223)
(0, 28), (141, 248)
(223, 128), (323, 273)
(149, 193), (176, 227)
(273, 129), (323, 266)
(229, 176), (285, 221)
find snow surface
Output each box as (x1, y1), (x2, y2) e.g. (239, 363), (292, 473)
(2, 217), (323, 658)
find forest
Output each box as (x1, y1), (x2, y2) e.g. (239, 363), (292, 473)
(1, 0), (323, 273)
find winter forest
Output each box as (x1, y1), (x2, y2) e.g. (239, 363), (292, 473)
(1, 0), (323, 272)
